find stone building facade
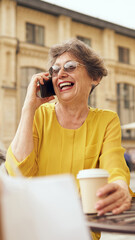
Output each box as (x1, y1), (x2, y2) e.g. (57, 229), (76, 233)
(0, 0), (135, 152)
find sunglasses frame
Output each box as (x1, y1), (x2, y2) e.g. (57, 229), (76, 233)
(49, 60), (84, 77)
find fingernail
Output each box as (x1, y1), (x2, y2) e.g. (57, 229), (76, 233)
(95, 203), (100, 209)
(96, 191), (101, 197)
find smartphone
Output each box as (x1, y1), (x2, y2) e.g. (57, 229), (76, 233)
(39, 77), (55, 98)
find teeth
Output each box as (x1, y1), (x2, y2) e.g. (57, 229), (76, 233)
(59, 82), (73, 89)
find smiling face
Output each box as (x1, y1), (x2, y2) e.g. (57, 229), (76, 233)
(52, 52), (99, 105)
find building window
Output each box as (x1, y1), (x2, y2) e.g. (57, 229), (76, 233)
(20, 67), (44, 107)
(117, 83), (135, 139)
(77, 36), (91, 46)
(26, 23), (44, 46)
(118, 47), (130, 64)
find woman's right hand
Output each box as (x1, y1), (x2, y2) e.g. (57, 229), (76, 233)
(10, 72), (54, 162)
(23, 72), (54, 113)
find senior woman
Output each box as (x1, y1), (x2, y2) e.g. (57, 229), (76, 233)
(5, 38), (131, 239)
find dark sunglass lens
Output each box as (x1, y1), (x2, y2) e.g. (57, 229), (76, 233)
(65, 61), (77, 72)
(52, 65), (60, 75)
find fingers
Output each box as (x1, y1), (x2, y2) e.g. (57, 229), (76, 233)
(96, 189), (121, 209)
(95, 183), (132, 216)
(97, 182), (119, 198)
(112, 199), (131, 214)
(96, 195), (125, 215)
(27, 72), (49, 96)
(23, 72), (53, 111)
(31, 72), (49, 85)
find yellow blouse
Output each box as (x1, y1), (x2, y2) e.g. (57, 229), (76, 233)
(6, 102), (130, 184)
(5, 103), (130, 240)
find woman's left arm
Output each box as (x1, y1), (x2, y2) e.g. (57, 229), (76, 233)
(97, 112), (132, 215)
(95, 179), (132, 216)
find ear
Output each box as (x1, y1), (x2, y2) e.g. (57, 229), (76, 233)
(91, 77), (101, 86)
(90, 78), (101, 94)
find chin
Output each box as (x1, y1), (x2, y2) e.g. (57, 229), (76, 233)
(59, 95), (78, 104)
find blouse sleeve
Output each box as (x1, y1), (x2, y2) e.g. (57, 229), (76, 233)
(5, 116), (39, 177)
(99, 113), (130, 185)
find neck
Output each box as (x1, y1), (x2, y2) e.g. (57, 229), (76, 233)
(55, 102), (90, 129)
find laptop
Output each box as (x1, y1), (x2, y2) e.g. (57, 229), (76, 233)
(0, 174), (91, 240)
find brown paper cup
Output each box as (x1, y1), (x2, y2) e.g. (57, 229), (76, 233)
(77, 169), (109, 214)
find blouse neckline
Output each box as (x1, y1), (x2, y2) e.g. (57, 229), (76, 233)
(51, 103), (92, 132)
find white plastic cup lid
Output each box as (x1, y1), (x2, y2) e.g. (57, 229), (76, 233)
(77, 169), (109, 179)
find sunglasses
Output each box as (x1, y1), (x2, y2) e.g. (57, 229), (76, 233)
(49, 60), (84, 77)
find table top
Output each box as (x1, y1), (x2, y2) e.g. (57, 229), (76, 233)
(86, 198), (135, 234)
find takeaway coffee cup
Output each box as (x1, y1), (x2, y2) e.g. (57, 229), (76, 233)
(77, 169), (109, 214)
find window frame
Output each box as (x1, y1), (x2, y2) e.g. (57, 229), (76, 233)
(20, 67), (44, 107)
(26, 22), (45, 46)
(77, 36), (91, 46)
(117, 83), (135, 140)
(118, 46), (130, 64)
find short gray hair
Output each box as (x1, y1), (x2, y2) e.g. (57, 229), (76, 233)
(49, 38), (108, 81)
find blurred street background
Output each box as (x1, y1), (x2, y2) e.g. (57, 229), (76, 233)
(0, 1), (135, 239)
(0, 0), (135, 153)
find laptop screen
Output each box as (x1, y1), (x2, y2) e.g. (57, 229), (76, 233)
(1, 174), (91, 240)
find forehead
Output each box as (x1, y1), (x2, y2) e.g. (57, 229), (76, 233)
(54, 52), (78, 65)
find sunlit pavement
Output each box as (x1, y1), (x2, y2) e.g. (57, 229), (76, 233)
(100, 172), (135, 240)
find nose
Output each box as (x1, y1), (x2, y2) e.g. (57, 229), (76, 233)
(57, 66), (68, 78)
